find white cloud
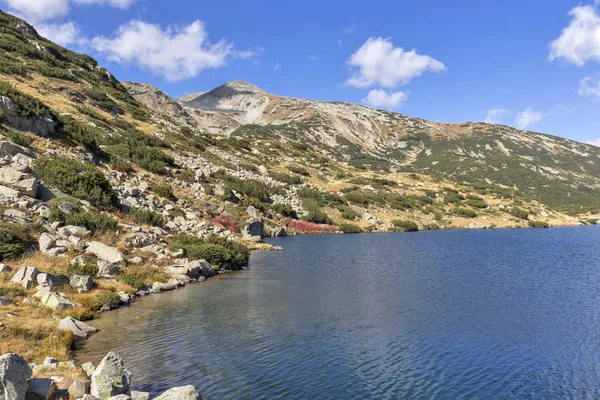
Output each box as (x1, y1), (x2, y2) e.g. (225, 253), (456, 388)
(91, 20), (233, 82)
(578, 76), (600, 99)
(346, 37), (445, 88)
(37, 22), (81, 46)
(306, 55), (316, 61)
(586, 137), (600, 146)
(274, 62), (282, 70)
(549, 5), (600, 65)
(362, 89), (408, 109)
(515, 107), (544, 130)
(484, 108), (507, 124)
(2, 0), (70, 22)
(2, 0), (136, 22)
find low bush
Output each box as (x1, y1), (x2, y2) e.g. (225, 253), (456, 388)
(67, 258), (98, 277)
(286, 218), (336, 233)
(272, 203), (298, 219)
(6, 130), (32, 147)
(50, 207), (117, 232)
(338, 223), (363, 234)
(80, 291), (120, 311)
(287, 165), (310, 176)
(337, 205), (360, 220)
(130, 208), (165, 227)
(528, 221), (550, 228)
(444, 192), (465, 204)
(455, 208), (477, 218)
(509, 207), (529, 220)
(211, 213), (240, 233)
(167, 234), (250, 269)
(150, 183), (177, 201)
(391, 220), (419, 232)
(269, 171), (303, 185)
(0, 222), (37, 260)
(32, 156), (119, 210)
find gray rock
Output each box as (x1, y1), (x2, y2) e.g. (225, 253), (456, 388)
(81, 362), (95, 378)
(25, 378), (56, 400)
(151, 281), (178, 292)
(96, 260), (121, 278)
(58, 317), (97, 339)
(68, 380), (89, 399)
(43, 247), (67, 258)
(153, 386), (199, 400)
(90, 352), (131, 399)
(271, 226), (287, 237)
(33, 287), (77, 311)
(14, 177), (38, 198)
(86, 242), (124, 265)
(466, 221), (488, 229)
(130, 391), (149, 400)
(106, 396), (130, 400)
(0, 353), (32, 400)
(242, 220), (264, 238)
(0, 295), (11, 306)
(36, 273), (69, 288)
(0, 263), (11, 273)
(10, 266), (40, 289)
(0, 185), (20, 200)
(79, 395), (100, 400)
(69, 275), (94, 293)
(38, 233), (56, 252)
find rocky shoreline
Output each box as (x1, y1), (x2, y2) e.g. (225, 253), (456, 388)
(1, 351), (198, 399)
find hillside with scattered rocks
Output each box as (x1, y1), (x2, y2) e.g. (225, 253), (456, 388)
(0, 8), (598, 399)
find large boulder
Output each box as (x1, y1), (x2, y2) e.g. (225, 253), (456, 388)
(36, 273), (69, 288)
(67, 380), (89, 399)
(38, 233), (56, 253)
(242, 220), (264, 238)
(0, 353), (32, 400)
(58, 317), (97, 339)
(90, 352), (131, 399)
(69, 275), (94, 293)
(130, 391), (149, 400)
(25, 378), (56, 400)
(271, 226), (287, 237)
(153, 386), (199, 400)
(86, 242), (124, 265)
(33, 287), (77, 311)
(0, 263), (11, 273)
(96, 260), (121, 277)
(10, 266), (39, 289)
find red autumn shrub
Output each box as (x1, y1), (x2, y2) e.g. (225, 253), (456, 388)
(286, 218), (336, 233)
(211, 213), (241, 233)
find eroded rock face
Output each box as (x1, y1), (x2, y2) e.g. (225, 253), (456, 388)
(242, 220), (264, 238)
(0, 96), (58, 137)
(10, 266), (39, 289)
(90, 352), (131, 400)
(0, 353), (32, 400)
(153, 385), (199, 400)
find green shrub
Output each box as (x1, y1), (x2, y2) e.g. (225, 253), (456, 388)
(455, 208), (477, 218)
(150, 183), (177, 201)
(269, 171), (303, 185)
(509, 207), (529, 220)
(0, 285), (26, 300)
(50, 207), (117, 232)
(528, 221), (549, 228)
(6, 130), (32, 147)
(130, 208), (165, 227)
(466, 199), (488, 209)
(120, 267), (147, 290)
(0, 222), (37, 260)
(32, 156), (119, 210)
(337, 205), (360, 220)
(272, 203), (298, 219)
(302, 205), (333, 225)
(81, 291), (120, 311)
(444, 192), (465, 204)
(167, 234), (250, 270)
(287, 165), (310, 176)
(391, 220), (419, 232)
(67, 258), (98, 276)
(338, 223), (363, 233)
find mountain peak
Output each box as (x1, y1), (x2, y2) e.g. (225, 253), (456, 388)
(222, 80), (264, 93)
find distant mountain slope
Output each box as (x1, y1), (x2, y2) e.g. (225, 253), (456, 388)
(178, 82), (600, 213)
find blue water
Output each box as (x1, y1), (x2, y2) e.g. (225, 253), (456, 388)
(78, 227), (600, 399)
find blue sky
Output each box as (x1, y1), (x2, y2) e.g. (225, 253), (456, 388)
(3, 0), (600, 144)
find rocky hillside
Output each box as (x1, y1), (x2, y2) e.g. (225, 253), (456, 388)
(177, 81), (600, 214)
(0, 8), (597, 372)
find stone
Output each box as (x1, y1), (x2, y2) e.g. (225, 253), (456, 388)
(0, 295), (11, 306)
(242, 220), (264, 238)
(0, 263), (11, 273)
(38, 233), (56, 252)
(42, 357), (57, 366)
(81, 362), (95, 378)
(466, 222), (488, 229)
(106, 396), (130, 400)
(58, 317), (97, 339)
(14, 177), (38, 198)
(130, 391), (149, 400)
(58, 225), (91, 237)
(271, 226), (287, 237)
(25, 378), (56, 400)
(246, 206), (262, 220)
(86, 242), (124, 265)
(96, 260), (121, 277)
(69, 275), (94, 293)
(0, 185), (20, 200)
(151, 281), (178, 292)
(153, 385), (199, 400)
(33, 287), (77, 311)
(0, 166), (24, 185)
(0, 353), (32, 400)
(90, 352), (131, 399)
(80, 395), (100, 400)
(68, 380), (89, 399)
(44, 247), (67, 258)
(10, 266), (40, 289)
(36, 273), (69, 288)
